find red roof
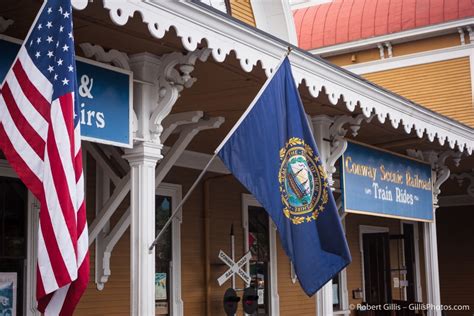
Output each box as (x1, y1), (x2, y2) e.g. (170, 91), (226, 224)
(293, 0), (474, 50)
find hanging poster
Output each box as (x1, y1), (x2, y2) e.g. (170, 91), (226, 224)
(155, 273), (167, 300)
(0, 273), (17, 316)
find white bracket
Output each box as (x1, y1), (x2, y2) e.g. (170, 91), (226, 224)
(92, 115), (224, 289)
(325, 114), (374, 187)
(149, 49), (212, 142)
(0, 17), (14, 33)
(406, 149), (463, 208)
(466, 26), (474, 42)
(458, 27), (466, 45)
(80, 42), (131, 70)
(377, 43), (385, 60)
(384, 42), (393, 58)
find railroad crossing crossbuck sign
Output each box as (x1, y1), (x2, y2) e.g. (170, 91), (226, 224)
(217, 250), (251, 286)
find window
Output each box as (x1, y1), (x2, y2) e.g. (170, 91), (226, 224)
(0, 176), (28, 316)
(155, 195), (172, 315)
(242, 194), (279, 315)
(155, 184), (183, 316)
(248, 206), (270, 315)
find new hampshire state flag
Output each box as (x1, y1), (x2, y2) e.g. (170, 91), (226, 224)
(217, 57), (351, 296)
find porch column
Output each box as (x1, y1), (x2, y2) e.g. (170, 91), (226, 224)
(126, 53), (163, 316)
(423, 214), (441, 316)
(312, 115), (334, 316)
(424, 167), (443, 316)
(408, 150), (462, 316)
(124, 143), (162, 316)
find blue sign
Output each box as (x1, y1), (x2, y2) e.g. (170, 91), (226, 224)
(0, 36), (132, 148)
(342, 142), (433, 221)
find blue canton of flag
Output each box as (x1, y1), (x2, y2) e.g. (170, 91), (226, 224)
(217, 57), (351, 296)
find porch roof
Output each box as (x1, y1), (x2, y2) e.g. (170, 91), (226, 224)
(77, 0), (474, 154)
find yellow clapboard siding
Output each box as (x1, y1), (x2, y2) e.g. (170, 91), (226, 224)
(327, 34), (461, 67)
(363, 57), (474, 127)
(230, 0), (256, 26)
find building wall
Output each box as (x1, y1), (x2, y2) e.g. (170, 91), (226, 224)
(276, 238), (317, 316)
(437, 205), (474, 316)
(362, 57), (474, 127)
(322, 33), (474, 128)
(229, 0), (256, 27)
(75, 163), (318, 315)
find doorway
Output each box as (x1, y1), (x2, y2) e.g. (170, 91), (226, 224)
(0, 176), (28, 316)
(360, 224), (422, 316)
(362, 232), (392, 305)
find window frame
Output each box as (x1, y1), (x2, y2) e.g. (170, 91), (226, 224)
(242, 194), (279, 316)
(156, 183), (184, 316)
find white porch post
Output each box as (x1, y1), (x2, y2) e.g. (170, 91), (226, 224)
(124, 143), (162, 316)
(424, 167), (442, 316)
(125, 53), (163, 316)
(407, 150), (462, 316)
(423, 215), (441, 316)
(312, 115), (334, 316)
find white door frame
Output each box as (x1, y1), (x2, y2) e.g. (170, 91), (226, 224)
(242, 194), (279, 316)
(400, 221), (423, 303)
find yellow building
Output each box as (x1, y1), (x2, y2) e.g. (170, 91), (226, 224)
(0, 1), (473, 316)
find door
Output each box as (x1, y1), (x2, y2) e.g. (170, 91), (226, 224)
(362, 232), (392, 305)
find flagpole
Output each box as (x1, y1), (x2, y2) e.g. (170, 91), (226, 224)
(148, 47), (292, 251)
(214, 47), (292, 154)
(149, 152), (218, 251)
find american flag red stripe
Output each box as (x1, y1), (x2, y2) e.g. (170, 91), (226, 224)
(0, 1), (89, 315)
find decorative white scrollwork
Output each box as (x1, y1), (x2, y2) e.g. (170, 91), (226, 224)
(71, 0), (473, 155)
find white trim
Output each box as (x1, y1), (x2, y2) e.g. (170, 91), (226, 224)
(242, 194), (280, 316)
(74, 0), (474, 154)
(251, 0), (298, 45)
(26, 193), (40, 316)
(156, 183), (184, 316)
(310, 18), (474, 57)
(400, 221), (423, 303)
(345, 43), (474, 75)
(358, 225), (389, 302)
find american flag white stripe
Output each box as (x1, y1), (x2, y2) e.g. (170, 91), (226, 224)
(51, 98), (79, 212)
(0, 1), (89, 315)
(45, 285), (70, 316)
(0, 94), (44, 178)
(17, 47), (53, 100)
(42, 148), (78, 279)
(6, 74), (49, 139)
(38, 226), (59, 293)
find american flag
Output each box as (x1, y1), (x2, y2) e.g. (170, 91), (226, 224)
(0, 0), (89, 315)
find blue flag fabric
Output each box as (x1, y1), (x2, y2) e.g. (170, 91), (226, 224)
(217, 58), (351, 296)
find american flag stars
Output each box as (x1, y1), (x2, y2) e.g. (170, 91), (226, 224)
(26, 3), (76, 97)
